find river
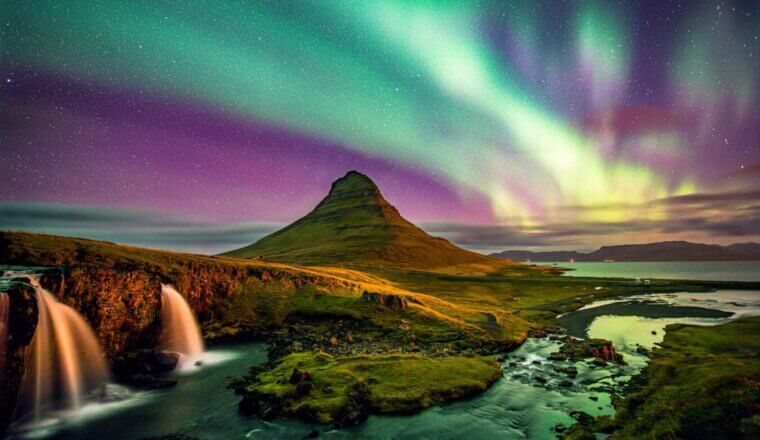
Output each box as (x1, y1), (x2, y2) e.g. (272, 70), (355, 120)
(6, 264), (760, 439)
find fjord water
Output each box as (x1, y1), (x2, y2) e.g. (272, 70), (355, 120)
(540, 260), (760, 281)
(160, 284), (204, 364)
(16, 277), (109, 424)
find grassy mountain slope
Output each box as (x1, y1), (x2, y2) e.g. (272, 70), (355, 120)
(223, 171), (507, 271)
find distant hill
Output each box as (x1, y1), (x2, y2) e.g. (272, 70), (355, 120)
(491, 241), (760, 262)
(223, 171), (508, 270)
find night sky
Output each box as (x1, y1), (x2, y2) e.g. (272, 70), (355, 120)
(1, 1), (758, 254)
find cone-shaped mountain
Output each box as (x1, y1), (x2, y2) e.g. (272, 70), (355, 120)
(223, 171), (502, 269)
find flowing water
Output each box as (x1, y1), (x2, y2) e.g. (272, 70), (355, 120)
(3, 265), (759, 439)
(160, 284), (205, 366)
(2, 272), (110, 432)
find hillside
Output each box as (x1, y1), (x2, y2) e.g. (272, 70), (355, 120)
(224, 171), (507, 271)
(492, 241), (760, 262)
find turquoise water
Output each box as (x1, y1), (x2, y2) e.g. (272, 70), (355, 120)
(537, 260), (760, 281)
(7, 262), (760, 439)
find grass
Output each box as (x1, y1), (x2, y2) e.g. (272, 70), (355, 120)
(240, 351), (503, 425)
(567, 317), (760, 439)
(222, 171), (510, 272)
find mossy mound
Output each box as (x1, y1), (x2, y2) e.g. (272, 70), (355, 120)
(239, 351), (503, 426)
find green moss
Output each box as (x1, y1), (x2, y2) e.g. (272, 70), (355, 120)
(241, 351), (503, 425)
(601, 317), (760, 439)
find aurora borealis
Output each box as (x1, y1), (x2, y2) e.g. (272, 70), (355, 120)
(1, 1), (758, 253)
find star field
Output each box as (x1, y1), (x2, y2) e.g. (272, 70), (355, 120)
(1, 0), (758, 253)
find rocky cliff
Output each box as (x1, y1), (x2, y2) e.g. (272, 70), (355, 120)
(0, 283), (38, 431)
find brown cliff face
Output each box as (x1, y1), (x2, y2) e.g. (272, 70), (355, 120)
(1, 283), (38, 431)
(0, 231), (367, 358)
(40, 268), (161, 357)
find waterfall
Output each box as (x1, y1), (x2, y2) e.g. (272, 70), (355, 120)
(17, 279), (109, 422)
(160, 285), (204, 362)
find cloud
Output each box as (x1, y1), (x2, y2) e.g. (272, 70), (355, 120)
(0, 202), (280, 254)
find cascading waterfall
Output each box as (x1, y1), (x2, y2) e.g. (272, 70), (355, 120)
(17, 278), (109, 422)
(160, 284), (204, 362)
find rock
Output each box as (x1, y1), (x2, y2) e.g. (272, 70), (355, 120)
(1, 283), (39, 429)
(554, 338), (625, 365)
(553, 365), (578, 377)
(195, 360), (203, 367)
(559, 379), (574, 388)
(534, 375), (547, 384)
(362, 291), (408, 311)
(592, 358), (607, 366)
(295, 381), (315, 396)
(154, 351), (181, 372)
(290, 368), (312, 384)
(636, 347), (650, 355)
(569, 410), (595, 425)
(99, 384), (131, 403)
(589, 395), (599, 401)
(547, 353), (568, 361)
(651, 330), (657, 335)
(532, 360), (542, 365)
(330, 336), (338, 346)
(508, 361), (519, 367)
(495, 354), (507, 362)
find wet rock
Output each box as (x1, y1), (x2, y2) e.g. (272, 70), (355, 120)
(553, 365), (578, 377)
(112, 349), (180, 382)
(548, 353), (568, 361)
(589, 395), (599, 401)
(559, 379), (574, 388)
(552, 338), (625, 365)
(534, 375), (547, 384)
(569, 410), (595, 425)
(495, 354), (507, 363)
(99, 384), (131, 403)
(532, 360), (542, 365)
(154, 352), (181, 372)
(1, 283), (39, 429)
(508, 361), (519, 367)
(636, 346), (650, 355)
(290, 368), (312, 384)
(651, 330), (657, 335)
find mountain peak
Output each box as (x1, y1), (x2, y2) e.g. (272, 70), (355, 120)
(223, 171), (505, 270)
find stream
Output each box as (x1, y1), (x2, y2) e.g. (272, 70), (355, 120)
(4, 265), (759, 439)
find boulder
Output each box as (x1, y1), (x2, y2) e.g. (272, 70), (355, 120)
(290, 368), (313, 384)
(362, 291), (407, 311)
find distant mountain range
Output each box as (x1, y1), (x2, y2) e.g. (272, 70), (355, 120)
(490, 241), (760, 262)
(224, 171), (508, 270)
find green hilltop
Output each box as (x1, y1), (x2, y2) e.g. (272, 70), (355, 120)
(223, 171), (505, 271)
